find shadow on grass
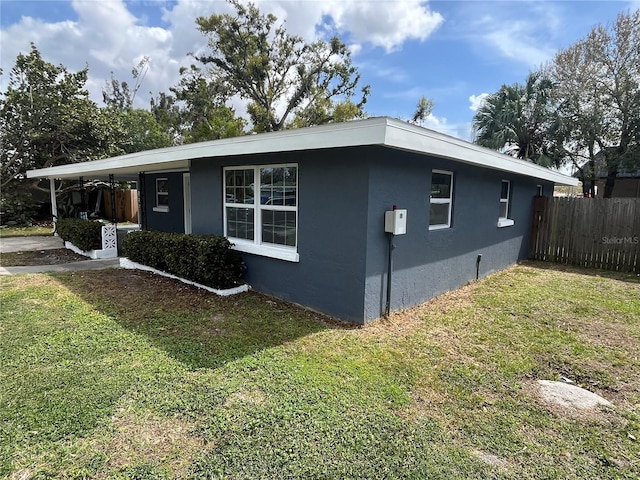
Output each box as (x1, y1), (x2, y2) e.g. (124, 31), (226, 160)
(522, 259), (640, 284)
(53, 268), (347, 370)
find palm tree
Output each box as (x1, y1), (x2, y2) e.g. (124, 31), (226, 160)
(472, 71), (558, 166)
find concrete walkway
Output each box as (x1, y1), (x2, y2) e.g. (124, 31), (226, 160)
(0, 235), (121, 275)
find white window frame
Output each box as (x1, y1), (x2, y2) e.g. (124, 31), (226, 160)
(223, 164), (299, 262)
(429, 169), (454, 230)
(536, 184), (543, 196)
(498, 179), (514, 227)
(153, 177), (169, 212)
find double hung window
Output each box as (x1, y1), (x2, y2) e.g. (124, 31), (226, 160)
(498, 180), (514, 227)
(429, 170), (453, 230)
(154, 178), (169, 212)
(224, 164), (298, 261)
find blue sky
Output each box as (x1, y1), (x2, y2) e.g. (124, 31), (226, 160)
(1, 0), (637, 140)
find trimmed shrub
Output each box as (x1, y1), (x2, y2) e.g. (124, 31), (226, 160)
(55, 218), (102, 251)
(123, 231), (246, 289)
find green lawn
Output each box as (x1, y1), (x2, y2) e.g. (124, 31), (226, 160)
(0, 225), (54, 238)
(1, 263), (639, 479)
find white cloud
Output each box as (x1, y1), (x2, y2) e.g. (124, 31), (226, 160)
(483, 26), (555, 68)
(382, 86), (424, 100)
(468, 93), (489, 112)
(461, 3), (563, 69)
(374, 67), (409, 84)
(322, 0), (444, 52)
(0, 0), (184, 110)
(413, 115), (472, 142)
(248, 0), (443, 51)
(1, 0), (443, 112)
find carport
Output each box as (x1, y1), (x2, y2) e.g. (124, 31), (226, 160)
(26, 145), (192, 231)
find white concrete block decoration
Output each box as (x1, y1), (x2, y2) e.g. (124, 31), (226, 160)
(65, 224), (118, 260)
(101, 224), (117, 250)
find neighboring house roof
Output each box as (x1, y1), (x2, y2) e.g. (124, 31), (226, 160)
(27, 117), (578, 185)
(574, 148), (640, 179)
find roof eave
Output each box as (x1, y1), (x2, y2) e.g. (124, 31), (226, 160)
(383, 119), (579, 186)
(25, 116), (578, 186)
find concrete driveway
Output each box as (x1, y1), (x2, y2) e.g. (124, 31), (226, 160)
(0, 235), (64, 253)
(0, 235), (120, 275)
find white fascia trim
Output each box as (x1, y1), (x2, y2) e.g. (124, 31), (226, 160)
(26, 118), (387, 180)
(26, 117), (578, 187)
(26, 159), (191, 180)
(231, 240), (300, 262)
(383, 120), (578, 186)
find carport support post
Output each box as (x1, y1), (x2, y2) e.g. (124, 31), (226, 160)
(79, 176), (86, 213)
(49, 178), (58, 227)
(109, 174), (117, 226)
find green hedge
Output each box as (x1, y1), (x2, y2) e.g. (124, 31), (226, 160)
(55, 218), (102, 252)
(123, 231), (246, 289)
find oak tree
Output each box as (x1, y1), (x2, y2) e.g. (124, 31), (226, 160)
(551, 9), (640, 197)
(0, 44), (122, 219)
(194, 0), (369, 132)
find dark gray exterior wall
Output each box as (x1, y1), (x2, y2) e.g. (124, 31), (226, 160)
(363, 148), (554, 321)
(143, 172), (185, 233)
(190, 149), (371, 322)
(184, 146), (554, 323)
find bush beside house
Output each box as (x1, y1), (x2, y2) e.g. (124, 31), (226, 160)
(123, 231), (246, 289)
(55, 218), (102, 251)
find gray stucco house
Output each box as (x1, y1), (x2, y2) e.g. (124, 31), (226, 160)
(28, 117), (578, 323)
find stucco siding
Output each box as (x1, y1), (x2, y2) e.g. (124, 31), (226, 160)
(190, 161), (224, 235)
(363, 148), (548, 322)
(143, 172), (185, 233)
(190, 149), (370, 322)
(173, 146), (554, 323)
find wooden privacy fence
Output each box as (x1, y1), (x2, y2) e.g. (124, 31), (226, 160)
(103, 189), (138, 223)
(530, 197), (640, 273)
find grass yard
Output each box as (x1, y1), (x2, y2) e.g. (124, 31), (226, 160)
(1, 263), (639, 479)
(0, 225), (54, 238)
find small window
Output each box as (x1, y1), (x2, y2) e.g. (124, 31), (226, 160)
(154, 178), (169, 212)
(429, 170), (453, 230)
(498, 180), (514, 227)
(536, 184), (543, 196)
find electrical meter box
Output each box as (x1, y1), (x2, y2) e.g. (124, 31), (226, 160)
(384, 209), (407, 235)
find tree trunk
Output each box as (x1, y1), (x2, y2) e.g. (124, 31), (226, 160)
(603, 166), (618, 198)
(587, 156), (596, 197)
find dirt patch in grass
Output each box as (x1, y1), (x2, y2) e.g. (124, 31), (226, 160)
(85, 412), (204, 478)
(472, 449), (510, 469)
(60, 269), (343, 331)
(571, 316), (639, 350)
(1, 249), (86, 266)
(224, 388), (267, 408)
(61, 269), (221, 318)
(360, 279), (481, 339)
(8, 469), (33, 480)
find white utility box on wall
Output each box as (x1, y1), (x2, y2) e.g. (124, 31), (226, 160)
(384, 209), (407, 235)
